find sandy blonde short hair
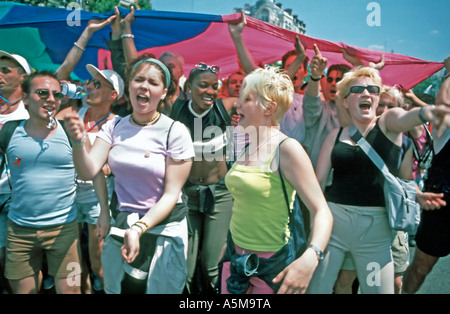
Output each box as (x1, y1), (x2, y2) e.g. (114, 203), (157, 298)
(380, 85), (404, 107)
(240, 66), (294, 124)
(337, 66), (383, 99)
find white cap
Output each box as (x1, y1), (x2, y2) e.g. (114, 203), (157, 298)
(86, 64), (124, 99)
(0, 50), (32, 74)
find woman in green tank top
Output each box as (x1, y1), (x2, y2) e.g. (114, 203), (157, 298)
(222, 66), (333, 294)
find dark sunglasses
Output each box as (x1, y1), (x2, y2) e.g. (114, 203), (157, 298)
(34, 89), (64, 101)
(195, 62), (221, 74)
(345, 85), (380, 98)
(87, 78), (113, 90)
(326, 76), (342, 84)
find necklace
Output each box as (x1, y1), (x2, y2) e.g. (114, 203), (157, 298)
(131, 112), (161, 126)
(247, 131), (281, 156)
(84, 108), (111, 132)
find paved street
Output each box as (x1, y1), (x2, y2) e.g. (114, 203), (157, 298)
(410, 246), (450, 294)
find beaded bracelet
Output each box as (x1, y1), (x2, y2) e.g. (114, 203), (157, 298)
(72, 133), (86, 146)
(136, 220), (150, 231)
(73, 42), (85, 51)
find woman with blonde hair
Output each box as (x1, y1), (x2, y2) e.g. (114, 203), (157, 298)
(309, 66), (450, 293)
(220, 66), (333, 294)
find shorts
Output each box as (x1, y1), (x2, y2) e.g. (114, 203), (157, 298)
(76, 201), (101, 225)
(391, 231), (409, 273)
(0, 194), (11, 248)
(415, 204), (450, 257)
(340, 231), (409, 274)
(5, 219), (82, 280)
(415, 177), (450, 257)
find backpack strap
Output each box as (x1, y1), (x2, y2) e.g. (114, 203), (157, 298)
(0, 119), (24, 153)
(0, 120), (24, 174)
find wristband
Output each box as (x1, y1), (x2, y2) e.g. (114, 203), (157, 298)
(72, 133), (86, 146)
(310, 75), (323, 82)
(73, 42), (85, 51)
(121, 34), (134, 39)
(418, 106), (428, 124)
(308, 244), (324, 262)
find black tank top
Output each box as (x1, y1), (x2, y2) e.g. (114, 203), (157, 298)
(170, 99), (230, 159)
(325, 122), (401, 206)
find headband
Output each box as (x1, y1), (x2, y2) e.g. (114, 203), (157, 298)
(131, 58), (171, 88)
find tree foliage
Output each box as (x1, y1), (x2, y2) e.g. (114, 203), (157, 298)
(13, 0), (152, 13)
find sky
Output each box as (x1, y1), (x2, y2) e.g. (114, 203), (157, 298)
(151, 0), (449, 63)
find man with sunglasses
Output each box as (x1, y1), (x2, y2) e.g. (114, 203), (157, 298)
(1, 71), (83, 293)
(303, 45), (351, 169)
(0, 50), (32, 294)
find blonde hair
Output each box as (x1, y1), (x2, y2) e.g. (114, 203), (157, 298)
(337, 66), (383, 99)
(240, 66), (294, 124)
(380, 85), (404, 107)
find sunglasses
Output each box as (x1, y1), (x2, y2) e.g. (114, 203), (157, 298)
(326, 76), (342, 84)
(345, 85), (380, 98)
(87, 78), (113, 90)
(195, 62), (221, 74)
(34, 89), (64, 101)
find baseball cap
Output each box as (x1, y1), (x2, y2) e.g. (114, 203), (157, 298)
(0, 50), (32, 74)
(86, 64), (124, 99)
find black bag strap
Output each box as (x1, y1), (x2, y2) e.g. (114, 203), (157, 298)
(277, 138), (292, 215)
(166, 120), (175, 150)
(0, 119), (24, 153)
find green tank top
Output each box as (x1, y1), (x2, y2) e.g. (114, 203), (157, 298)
(225, 139), (295, 252)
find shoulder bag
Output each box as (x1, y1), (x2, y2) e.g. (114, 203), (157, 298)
(349, 125), (420, 233)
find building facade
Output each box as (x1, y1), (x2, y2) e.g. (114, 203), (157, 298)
(234, 0), (306, 34)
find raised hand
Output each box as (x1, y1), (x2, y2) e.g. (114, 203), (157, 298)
(228, 10), (247, 36)
(63, 110), (85, 142)
(294, 35), (306, 63)
(310, 44), (327, 78)
(86, 15), (116, 34)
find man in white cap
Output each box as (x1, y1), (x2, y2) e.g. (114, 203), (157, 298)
(0, 51), (31, 127)
(71, 64), (124, 293)
(0, 51), (31, 294)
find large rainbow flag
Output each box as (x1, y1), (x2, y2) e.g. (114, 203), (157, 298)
(0, 2), (444, 89)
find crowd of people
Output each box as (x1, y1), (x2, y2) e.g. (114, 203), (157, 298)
(0, 7), (449, 294)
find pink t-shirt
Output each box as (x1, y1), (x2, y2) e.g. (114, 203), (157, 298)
(97, 114), (194, 215)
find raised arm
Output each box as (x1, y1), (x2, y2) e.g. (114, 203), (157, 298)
(55, 16), (116, 80)
(284, 36), (307, 82)
(340, 47), (385, 71)
(382, 104), (450, 140)
(63, 111), (110, 180)
(305, 44), (328, 98)
(118, 6), (139, 63)
(228, 11), (258, 74)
